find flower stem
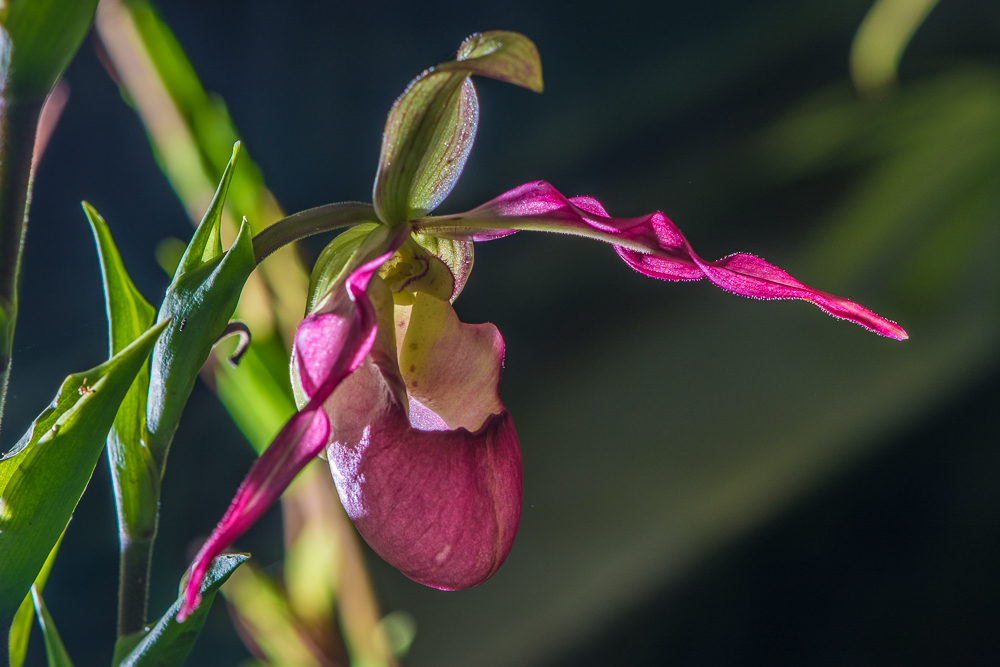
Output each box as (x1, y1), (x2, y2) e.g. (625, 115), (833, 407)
(251, 202), (377, 264)
(0, 97), (43, 437)
(117, 536), (154, 637)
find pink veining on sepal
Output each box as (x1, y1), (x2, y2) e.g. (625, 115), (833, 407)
(177, 254), (389, 622)
(417, 181), (908, 340)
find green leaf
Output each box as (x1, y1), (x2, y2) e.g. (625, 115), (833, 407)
(84, 203), (160, 543)
(0, 319), (168, 624)
(372, 31), (543, 224)
(0, 0), (98, 100)
(115, 554), (248, 667)
(146, 147), (256, 464)
(175, 142), (240, 276)
(30, 587), (74, 667)
(8, 531), (64, 667)
(85, 203), (157, 358)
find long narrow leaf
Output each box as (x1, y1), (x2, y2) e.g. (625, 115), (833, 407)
(84, 203), (159, 534)
(0, 320), (168, 623)
(84, 201), (162, 643)
(30, 587), (74, 667)
(7, 531), (65, 667)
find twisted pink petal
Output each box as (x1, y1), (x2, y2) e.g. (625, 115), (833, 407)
(178, 254), (388, 621)
(416, 181), (907, 340)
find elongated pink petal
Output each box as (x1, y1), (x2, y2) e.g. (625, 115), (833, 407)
(415, 181), (907, 340)
(178, 255), (388, 621)
(178, 408), (330, 620)
(322, 286), (521, 590)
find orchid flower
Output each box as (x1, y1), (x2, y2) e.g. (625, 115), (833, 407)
(178, 31), (905, 620)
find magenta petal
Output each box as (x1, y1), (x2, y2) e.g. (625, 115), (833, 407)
(368, 411), (521, 590)
(693, 253), (908, 340)
(177, 254), (390, 621)
(416, 181), (907, 340)
(294, 253), (389, 402)
(326, 361), (522, 590)
(178, 407), (329, 620)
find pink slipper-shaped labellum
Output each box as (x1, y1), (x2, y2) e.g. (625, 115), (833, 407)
(322, 287), (522, 590)
(178, 254), (388, 621)
(415, 181), (907, 340)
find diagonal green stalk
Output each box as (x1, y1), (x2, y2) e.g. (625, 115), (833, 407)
(250, 203), (377, 264)
(0, 97), (43, 438)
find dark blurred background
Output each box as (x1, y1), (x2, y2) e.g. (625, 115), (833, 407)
(4, 0), (999, 664)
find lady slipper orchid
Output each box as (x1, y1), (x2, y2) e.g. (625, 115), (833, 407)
(178, 31), (906, 621)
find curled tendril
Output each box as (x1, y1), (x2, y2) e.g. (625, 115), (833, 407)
(212, 320), (252, 368)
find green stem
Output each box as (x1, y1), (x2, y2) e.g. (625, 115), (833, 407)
(251, 202), (377, 264)
(107, 435), (161, 644)
(0, 97), (43, 437)
(117, 536), (154, 638)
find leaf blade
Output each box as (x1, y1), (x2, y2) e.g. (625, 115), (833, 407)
(146, 216), (255, 465)
(7, 530), (65, 667)
(83, 203), (161, 541)
(84, 202), (156, 356)
(0, 319), (168, 622)
(0, 0), (98, 100)
(30, 587), (74, 667)
(116, 554), (248, 667)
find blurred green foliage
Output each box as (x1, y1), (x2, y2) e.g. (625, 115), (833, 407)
(0, 0), (97, 101)
(760, 68), (1000, 316)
